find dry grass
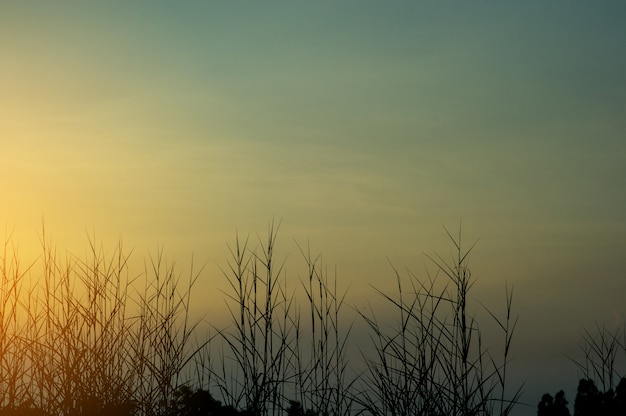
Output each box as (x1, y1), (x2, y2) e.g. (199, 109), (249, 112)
(0, 222), (521, 416)
(0, 228), (205, 416)
(567, 323), (626, 393)
(355, 227), (521, 416)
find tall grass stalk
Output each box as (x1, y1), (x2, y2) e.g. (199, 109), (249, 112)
(0, 222), (524, 416)
(567, 323), (626, 393)
(295, 241), (354, 416)
(357, 226), (520, 416)
(213, 221), (354, 416)
(0, 227), (207, 416)
(129, 247), (206, 416)
(0, 229), (35, 411)
(214, 220), (294, 415)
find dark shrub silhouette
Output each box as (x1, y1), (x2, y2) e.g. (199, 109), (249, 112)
(537, 391), (570, 416)
(538, 393), (554, 416)
(286, 400), (318, 416)
(167, 386), (231, 416)
(574, 378), (602, 416)
(571, 377), (626, 416)
(615, 377), (626, 414)
(539, 378), (626, 416)
(0, 408), (51, 416)
(553, 391), (570, 416)
(70, 395), (137, 416)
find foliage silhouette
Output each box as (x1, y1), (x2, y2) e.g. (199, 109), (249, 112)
(537, 391), (570, 416)
(553, 391), (570, 416)
(166, 386), (241, 416)
(574, 378), (602, 416)
(0, 408), (51, 416)
(285, 400), (318, 416)
(537, 378), (626, 416)
(573, 377), (626, 416)
(615, 377), (626, 414)
(537, 322), (626, 416)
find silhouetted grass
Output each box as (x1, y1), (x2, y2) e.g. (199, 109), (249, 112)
(212, 220), (295, 415)
(0, 227), (207, 416)
(355, 226), (521, 416)
(294, 238), (355, 416)
(567, 323), (626, 393)
(0, 222), (521, 416)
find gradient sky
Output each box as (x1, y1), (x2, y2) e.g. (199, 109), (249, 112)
(1, 2), (625, 414)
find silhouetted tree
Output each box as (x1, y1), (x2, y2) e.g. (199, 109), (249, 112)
(574, 379), (602, 416)
(553, 390), (570, 416)
(545, 377), (626, 416)
(538, 393), (554, 416)
(286, 401), (318, 416)
(167, 386), (226, 416)
(538, 391), (570, 416)
(287, 401), (305, 416)
(217, 405), (240, 416)
(98, 401), (138, 416)
(614, 377), (626, 415)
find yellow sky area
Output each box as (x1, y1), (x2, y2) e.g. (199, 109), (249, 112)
(1, 69), (444, 263)
(1, 119), (417, 275)
(2, 89), (624, 309)
(2, 104), (624, 318)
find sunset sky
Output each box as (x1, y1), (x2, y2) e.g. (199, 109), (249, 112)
(1, 2), (625, 414)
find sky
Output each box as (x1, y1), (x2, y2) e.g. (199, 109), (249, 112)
(1, 1), (625, 414)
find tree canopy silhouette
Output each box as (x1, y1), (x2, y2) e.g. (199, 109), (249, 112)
(537, 390), (570, 416)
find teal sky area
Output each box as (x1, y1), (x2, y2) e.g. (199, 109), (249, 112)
(1, 2), (625, 414)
